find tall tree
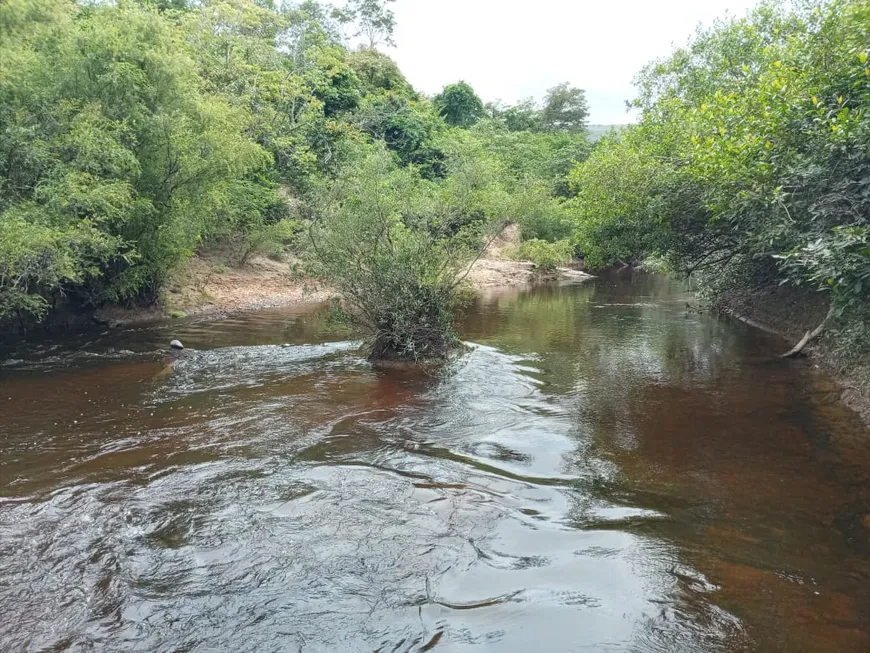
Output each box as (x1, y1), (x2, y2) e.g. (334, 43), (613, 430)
(340, 0), (396, 48)
(348, 46), (413, 95)
(540, 83), (589, 134)
(434, 81), (484, 128)
(500, 97), (541, 132)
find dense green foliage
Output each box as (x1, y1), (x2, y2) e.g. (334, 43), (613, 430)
(303, 121), (587, 359)
(434, 82), (485, 128)
(11, 0), (865, 371)
(1, 0), (590, 360)
(5, 0), (866, 374)
(487, 83), (590, 135)
(568, 0), (870, 366)
(540, 83), (590, 134)
(510, 239), (575, 272)
(0, 0), (269, 315)
(0, 0), (347, 317)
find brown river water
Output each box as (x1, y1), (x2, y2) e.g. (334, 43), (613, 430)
(1, 272), (869, 652)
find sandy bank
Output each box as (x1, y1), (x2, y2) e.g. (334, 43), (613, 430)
(97, 225), (594, 326)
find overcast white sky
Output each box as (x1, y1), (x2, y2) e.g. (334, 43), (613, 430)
(388, 0), (759, 124)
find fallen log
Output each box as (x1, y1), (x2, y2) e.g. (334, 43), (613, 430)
(780, 304), (835, 358)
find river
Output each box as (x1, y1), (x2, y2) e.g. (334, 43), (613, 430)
(1, 272), (869, 652)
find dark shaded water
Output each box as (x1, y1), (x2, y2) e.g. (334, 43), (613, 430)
(2, 273), (869, 652)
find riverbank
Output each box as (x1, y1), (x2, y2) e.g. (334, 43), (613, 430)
(714, 284), (870, 427)
(94, 253), (333, 326)
(94, 225), (594, 327)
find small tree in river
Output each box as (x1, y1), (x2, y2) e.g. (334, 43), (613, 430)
(306, 147), (480, 362)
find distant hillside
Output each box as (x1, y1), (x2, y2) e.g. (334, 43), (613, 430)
(587, 124), (628, 142)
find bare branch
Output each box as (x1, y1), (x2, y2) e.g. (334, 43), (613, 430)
(780, 303), (835, 358)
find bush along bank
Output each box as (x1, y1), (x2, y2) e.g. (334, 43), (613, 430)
(564, 0), (870, 420)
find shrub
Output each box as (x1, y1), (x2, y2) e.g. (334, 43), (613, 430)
(0, 213), (121, 320)
(511, 239), (574, 271)
(506, 182), (574, 242)
(307, 147), (479, 362)
(237, 219), (303, 265)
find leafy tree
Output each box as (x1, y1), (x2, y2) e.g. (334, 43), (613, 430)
(340, 0), (397, 48)
(484, 97), (543, 132)
(348, 46), (414, 96)
(345, 47), (445, 174)
(540, 83), (589, 134)
(567, 129), (684, 268)
(0, 212), (122, 320)
(470, 121), (589, 194)
(428, 128), (514, 238)
(354, 95), (444, 169)
(0, 0), (268, 316)
(501, 98), (541, 132)
(184, 0), (364, 190)
(288, 0), (348, 46)
(434, 81), (485, 128)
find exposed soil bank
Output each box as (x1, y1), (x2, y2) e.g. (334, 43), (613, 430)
(714, 284), (870, 428)
(95, 254), (333, 327)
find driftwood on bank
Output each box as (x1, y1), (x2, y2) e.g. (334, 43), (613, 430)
(780, 304), (835, 358)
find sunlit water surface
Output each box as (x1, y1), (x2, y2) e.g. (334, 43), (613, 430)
(2, 272), (869, 652)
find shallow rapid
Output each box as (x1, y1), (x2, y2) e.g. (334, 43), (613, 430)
(2, 272), (869, 652)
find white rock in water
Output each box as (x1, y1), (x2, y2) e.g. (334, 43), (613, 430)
(170, 339), (184, 350)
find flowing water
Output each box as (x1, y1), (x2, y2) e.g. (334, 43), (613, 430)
(2, 272), (869, 652)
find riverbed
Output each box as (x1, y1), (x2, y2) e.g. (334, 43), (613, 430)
(1, 272), (869, 651)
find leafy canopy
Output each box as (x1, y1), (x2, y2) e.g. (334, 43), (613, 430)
(434, 81), (485, 128)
